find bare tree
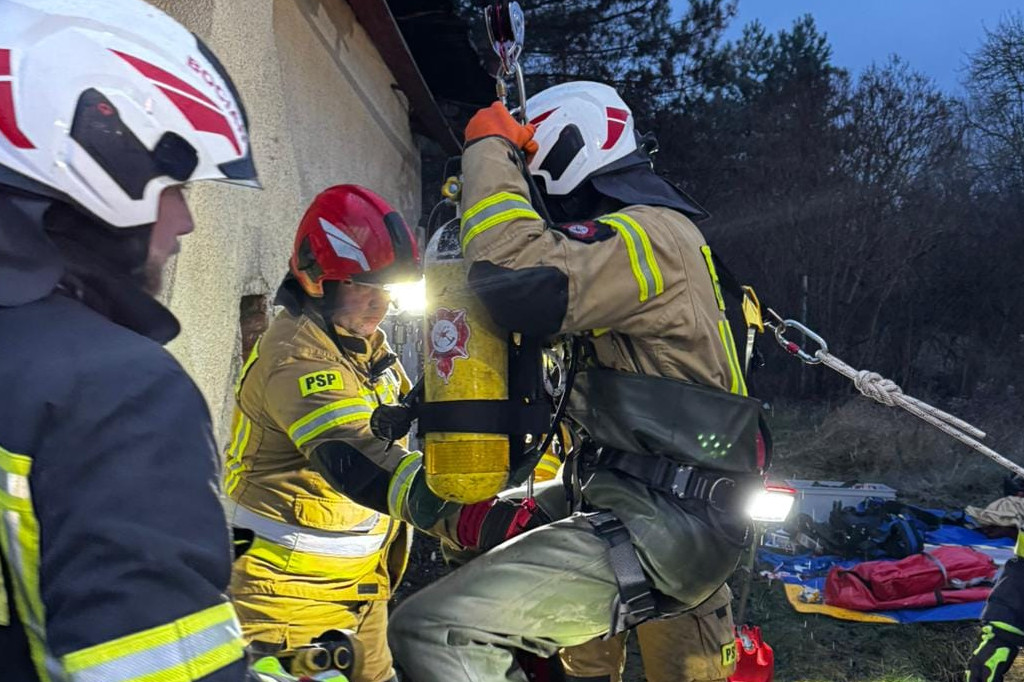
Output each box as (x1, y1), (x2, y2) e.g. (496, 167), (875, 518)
(964, 12), (1024, 190)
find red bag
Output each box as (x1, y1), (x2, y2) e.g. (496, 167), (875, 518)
(729, 625), (774, 682)
(825, 546), (995, 611)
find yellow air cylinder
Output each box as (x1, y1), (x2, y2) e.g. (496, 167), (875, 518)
(422, 218), (509, 503)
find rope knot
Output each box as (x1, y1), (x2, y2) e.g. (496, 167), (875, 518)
(853, 370), (902, 406)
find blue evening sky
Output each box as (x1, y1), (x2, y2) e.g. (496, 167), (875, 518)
(673, 0), (1023, 92)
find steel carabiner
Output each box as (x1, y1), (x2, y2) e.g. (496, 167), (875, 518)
(766, 313), (828, 365)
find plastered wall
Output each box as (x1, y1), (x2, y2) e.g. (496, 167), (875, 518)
(148, 0), (422, 442)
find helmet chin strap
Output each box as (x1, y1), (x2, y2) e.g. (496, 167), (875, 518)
(316, 280), (349, 352)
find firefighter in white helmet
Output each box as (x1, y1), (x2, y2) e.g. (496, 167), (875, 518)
(389, 81), (766, 682)
(0, 1), (305, 681)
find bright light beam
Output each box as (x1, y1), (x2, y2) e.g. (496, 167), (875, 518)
(386, 278), (427, 315)
(746, 485), (796, 523)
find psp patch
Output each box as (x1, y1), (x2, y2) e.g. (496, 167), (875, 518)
(299, 370), (343, 396)
(554, 220), (615, 243)
(721, 640), (738, 667)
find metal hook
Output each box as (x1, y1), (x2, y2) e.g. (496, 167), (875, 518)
(484, 2), (528, 123)
(768, 318), (829, 365)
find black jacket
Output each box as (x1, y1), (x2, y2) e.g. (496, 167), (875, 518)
(0, 189), (248, 680)
(0, 294), (248, 682)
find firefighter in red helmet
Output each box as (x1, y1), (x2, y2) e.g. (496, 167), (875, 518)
(224, 185), (445, 682)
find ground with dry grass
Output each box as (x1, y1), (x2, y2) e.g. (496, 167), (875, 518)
(737, 388), (1024, 682)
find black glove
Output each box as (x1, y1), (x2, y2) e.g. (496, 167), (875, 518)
(369, 403), (415, 442)
(369, 377), (422, 443)
(967, 622), (1024, 682)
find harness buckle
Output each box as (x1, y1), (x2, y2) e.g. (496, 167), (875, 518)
(669, 466), (695, 499)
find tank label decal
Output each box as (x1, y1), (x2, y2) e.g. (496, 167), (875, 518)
(427, 307), (471, 383)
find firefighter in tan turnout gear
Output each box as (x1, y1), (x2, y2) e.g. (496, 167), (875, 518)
(224, 185), (428, 682)
(389, 81), (765, 682)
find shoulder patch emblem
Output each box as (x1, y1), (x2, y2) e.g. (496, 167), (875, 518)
(299, 370), (343, 396)
(553, 220), (615, 243)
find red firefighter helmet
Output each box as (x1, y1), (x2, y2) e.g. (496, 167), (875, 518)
(290, 185), (420, 297)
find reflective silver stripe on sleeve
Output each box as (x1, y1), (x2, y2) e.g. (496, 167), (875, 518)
(460, 193), (540, 249)
(386, 455), (422, 519)
(0, 470), (30, 501)
(600, 215), (661, 302)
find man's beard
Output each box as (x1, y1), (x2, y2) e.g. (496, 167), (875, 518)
(142, 259), (163, 296)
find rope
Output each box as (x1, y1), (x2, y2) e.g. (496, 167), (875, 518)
(817, 351), (1024, 479)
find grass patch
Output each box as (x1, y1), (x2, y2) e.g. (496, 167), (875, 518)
(738, 578), (977, 682)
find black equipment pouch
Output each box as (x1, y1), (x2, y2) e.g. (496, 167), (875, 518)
(567, 369), (767, 473)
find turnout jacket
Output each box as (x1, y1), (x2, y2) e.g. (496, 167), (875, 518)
(224, 305), (412, 604)
(460, 137), (742, 390)
(0, 294), (246, 682)
(459, 136), (750, 605)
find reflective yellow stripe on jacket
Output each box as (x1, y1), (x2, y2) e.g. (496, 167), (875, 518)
(287, 398), (373, 449)
(228, 502), (388, 556)
(387, 454), (423, 523)
(0, 447), (244, 682)
(223, 408), (253, 496)
(0, 446), (53, 681)
(63, 603), (243, 682)
(461, 192), (541, 251)
(717, 320), (747, 396)
(598, 213), (664, 302)
(698, 245), (747, 396)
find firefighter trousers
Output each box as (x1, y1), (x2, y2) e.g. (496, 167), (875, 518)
(390, 484), (743, 682)
(236, 594), (395, 682)
(559, 585), (737, 682)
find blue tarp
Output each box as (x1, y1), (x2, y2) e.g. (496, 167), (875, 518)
(759, 526), (1014, 623)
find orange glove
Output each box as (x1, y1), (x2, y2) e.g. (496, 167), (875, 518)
(465, 102), (539, 156)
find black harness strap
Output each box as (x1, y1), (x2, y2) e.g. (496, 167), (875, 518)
(417, 400), (550, 435)
(586, 510), (658, 635)
(596, 451), (753, 513)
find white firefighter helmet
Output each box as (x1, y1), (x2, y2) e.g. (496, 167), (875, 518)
(525, 81), (637, 197)
(0, 0), (258, 229)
